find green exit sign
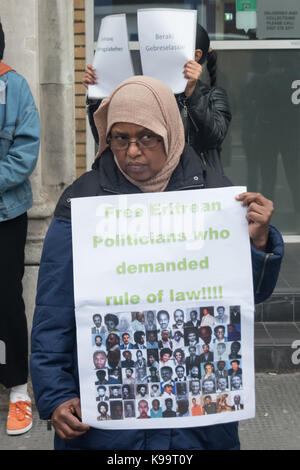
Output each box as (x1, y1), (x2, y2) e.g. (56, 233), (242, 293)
(225, 13), (233, 21)
(236, 0), (256, 11)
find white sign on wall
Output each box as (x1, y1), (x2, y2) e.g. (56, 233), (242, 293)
(88, 14), (134, 99)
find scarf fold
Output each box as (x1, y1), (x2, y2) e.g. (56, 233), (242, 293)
(0, 61), (14, 77)
(93, 75), (185, 193)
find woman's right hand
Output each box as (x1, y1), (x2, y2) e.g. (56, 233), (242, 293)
(51, 397), (90, 440)
(82, 64), (98, 89)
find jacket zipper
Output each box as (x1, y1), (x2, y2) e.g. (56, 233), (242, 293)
(182, 104), (190, 145)
(188, 111), (199, 132)
(184, 104), (199, 132)
(181, 99), (199, 131)
(103, 187), (120, 195)
(183, 104), (188, 118)
(256, 252), (272, 294)
(182, 100), (201, 149)
(200, 152), (207, 167)
(178, 184), (205, 191)
(182, 102), (207, 167)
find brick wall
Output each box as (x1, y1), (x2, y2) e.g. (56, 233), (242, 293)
(74, 0), (87, 178)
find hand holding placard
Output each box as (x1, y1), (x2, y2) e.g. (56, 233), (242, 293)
(183, 60), (203, 97)
(88, 9), (197, 97)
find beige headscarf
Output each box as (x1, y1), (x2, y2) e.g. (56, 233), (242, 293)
(93, 76), (185, 193)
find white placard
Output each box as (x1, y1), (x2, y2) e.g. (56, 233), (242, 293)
(88, 14), (134, 99)
(71, 187), (255, 429)
(137, 9), (197, 94)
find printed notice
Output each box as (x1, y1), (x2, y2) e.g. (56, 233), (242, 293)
(71, 187), (255, 429)
(137, 9), (197, 94)
(88, 14), (134, 99)
(257, 0), (300, 39)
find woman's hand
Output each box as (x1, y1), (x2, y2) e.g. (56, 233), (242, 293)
(51, 397), (90, 440)
(82, 64), (98, 89)
(183, 60), (202, 97)
(236, 192), (274, 252)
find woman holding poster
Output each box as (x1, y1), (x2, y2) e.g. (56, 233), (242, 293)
(31, 75), (283, 450)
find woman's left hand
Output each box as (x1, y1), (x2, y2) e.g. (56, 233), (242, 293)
(236, 192), (274, 252)
(83, 64), (98, 89)
(183, 60), (202, 97)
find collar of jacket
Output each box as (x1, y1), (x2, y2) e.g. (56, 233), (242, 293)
(92, 144), (205, 195)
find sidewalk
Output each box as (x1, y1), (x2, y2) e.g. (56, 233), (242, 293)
(0, 372), (299, 450)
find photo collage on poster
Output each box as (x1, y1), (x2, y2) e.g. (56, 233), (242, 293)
(91, 306), (244, 421)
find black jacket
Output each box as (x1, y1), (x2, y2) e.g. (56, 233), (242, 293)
(176, 81), (231, 151)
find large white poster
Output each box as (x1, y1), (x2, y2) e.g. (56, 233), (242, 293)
(71, 187), (255, 429)
(137, 9), (197, 94)
(88, 14), (134, 99)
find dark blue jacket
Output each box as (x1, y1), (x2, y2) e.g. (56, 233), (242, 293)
(30, 146), (283, 450)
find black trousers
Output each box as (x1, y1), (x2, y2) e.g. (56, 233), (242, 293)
(0, 213), (28, 388)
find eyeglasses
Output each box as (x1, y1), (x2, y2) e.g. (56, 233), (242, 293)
(107, 133), (163, 151)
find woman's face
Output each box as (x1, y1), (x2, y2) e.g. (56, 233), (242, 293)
(175, 351), (183, 362)
(107, 333), (118, 348)
(110, 123), (167, 181)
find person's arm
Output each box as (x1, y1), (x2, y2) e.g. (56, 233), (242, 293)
(30, 217), (89, 438)
(183, 60), (202, 98)
(185, 84), (231, 149)
(236, 192), (284, 304)
(87, 99), (101, 145)
(83, 64), (101, 145)
(251, 225), (283, 304)
(82, 64), (98, 89)
(0, 77), (40, 193)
